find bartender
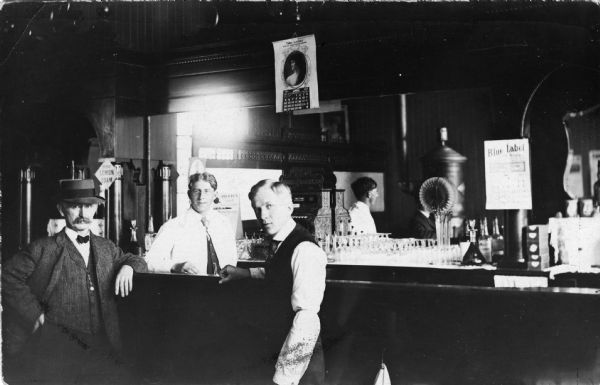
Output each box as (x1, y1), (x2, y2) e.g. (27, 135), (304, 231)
(348, 176), (378, 234)
(145, 172), (237, 275)
(409, 187), (436, 239)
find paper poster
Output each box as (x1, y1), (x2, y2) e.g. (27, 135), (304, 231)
(589, 150), (600, 196)
(484, 139), (532, 210)
(273, 34), (319, 113)
(206, 167), (282, 221)
(214, 192), (243, 239)
(564, 153), (584, 198)
(549, 217), (600, 268)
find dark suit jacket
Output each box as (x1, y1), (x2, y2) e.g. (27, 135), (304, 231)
(2, 229), (147, 354)
(410, 211), (436, 239)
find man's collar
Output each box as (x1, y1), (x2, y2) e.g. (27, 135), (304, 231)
(185, 206), (210, 220)
(184, 207), (221, 229)
(64, 226), (90, 243)
(270, 218), (296, 242)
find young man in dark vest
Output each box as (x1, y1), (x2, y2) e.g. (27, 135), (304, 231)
(220, 179), (326, 385)
(2, 178), (148, 384)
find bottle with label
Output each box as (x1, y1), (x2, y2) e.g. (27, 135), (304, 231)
(478, 217), (492, 261)
(129, 219), (143, 256)
(450, 224), (460, 245)
(462, 219), (470, 243)
(593, 160), (600, 207)
(462, 219), (486, 266)
(491, 216), (505, 264)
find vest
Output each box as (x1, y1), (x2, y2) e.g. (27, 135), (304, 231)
(45, 240), (105, 335)
(263, 224), (318, 353)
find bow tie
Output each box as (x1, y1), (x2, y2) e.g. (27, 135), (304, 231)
(76, 235), (90, 244)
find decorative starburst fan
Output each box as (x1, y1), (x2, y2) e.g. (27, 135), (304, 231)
(419, 177), (457, 214)
(419, 177), (457, 247)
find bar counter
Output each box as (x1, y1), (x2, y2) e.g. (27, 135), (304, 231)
(119, 263), (600, 384)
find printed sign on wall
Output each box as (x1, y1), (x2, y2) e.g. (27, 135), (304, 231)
(564, 152), (584, 198)
(589, 150), (600, 196)
(484, 139), (533, 210)
(273, 34), (319, 113)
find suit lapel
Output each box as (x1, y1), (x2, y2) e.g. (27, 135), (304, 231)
(41, 231), (70, 302)
(90, 233), (112, 295)
(59, 230), (87, 269)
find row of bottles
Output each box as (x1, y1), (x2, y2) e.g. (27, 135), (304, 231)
(462, 216), (504, 266)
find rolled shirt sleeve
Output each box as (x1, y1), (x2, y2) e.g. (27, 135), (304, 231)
(273, 241), (327, 385)
(145, 221), (176, 273)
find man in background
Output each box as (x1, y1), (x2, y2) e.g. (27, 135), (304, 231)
(220, 179), (326, 385)
(2, 178), (147, 384)
(349, 176), (378, 234)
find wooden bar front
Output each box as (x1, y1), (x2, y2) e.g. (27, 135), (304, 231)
(120, 269), (600, 384)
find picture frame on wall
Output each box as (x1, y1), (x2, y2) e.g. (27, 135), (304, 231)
(292, 99), (350, 144)
(320, 105), (349, 144)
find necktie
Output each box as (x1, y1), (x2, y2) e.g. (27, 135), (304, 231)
(202, 217), (220, 275)
(270, 240), (281, 254)
(76, 235), (90, 244)
(266, 240), (281, 264)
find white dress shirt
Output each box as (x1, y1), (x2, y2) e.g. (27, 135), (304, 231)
(250, 219), (327, 385)
(349, 200), (377, 234)
(145, 208), (237, 274)
(64, 227), (91, 266)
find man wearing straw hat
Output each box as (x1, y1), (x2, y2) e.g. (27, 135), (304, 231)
(2, 178), (148, 384)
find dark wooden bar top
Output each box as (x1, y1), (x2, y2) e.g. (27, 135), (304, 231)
(239, 259), (600, 291)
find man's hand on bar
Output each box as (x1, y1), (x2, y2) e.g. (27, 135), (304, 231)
(219, 265), (250, 284)
(171, 261), (201, 275)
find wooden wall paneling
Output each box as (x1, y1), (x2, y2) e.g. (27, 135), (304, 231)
(116, 63), (147, 101)
(168, 90), (275, 113)
(289, 113), (322, 143)
(149, 114), (177, 163)
(82, 75), (117, 100)
(405, 88), (494, 218)
(115, 116), (144, 160)
(167, 68), (273, 99)
(247, 106), (283, 140)
(166, 53), (272, 78)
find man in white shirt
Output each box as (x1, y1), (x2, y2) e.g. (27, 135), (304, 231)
(220, 179), (326, 385)
(348, 176), (378, 234)
(145, 172), (237, 275)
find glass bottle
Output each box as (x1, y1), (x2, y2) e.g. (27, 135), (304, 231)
(462, 220), (486, 266)
(491, 216), (505, 264)
(478, 217), (492, 261)
(129, 219), (143, 256)
(450, 224), (460, 245)
(462, 219), (470, 243)
(144, 216), (156, 254)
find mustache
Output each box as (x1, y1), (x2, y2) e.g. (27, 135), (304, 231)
(73, 217), (92, 224)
